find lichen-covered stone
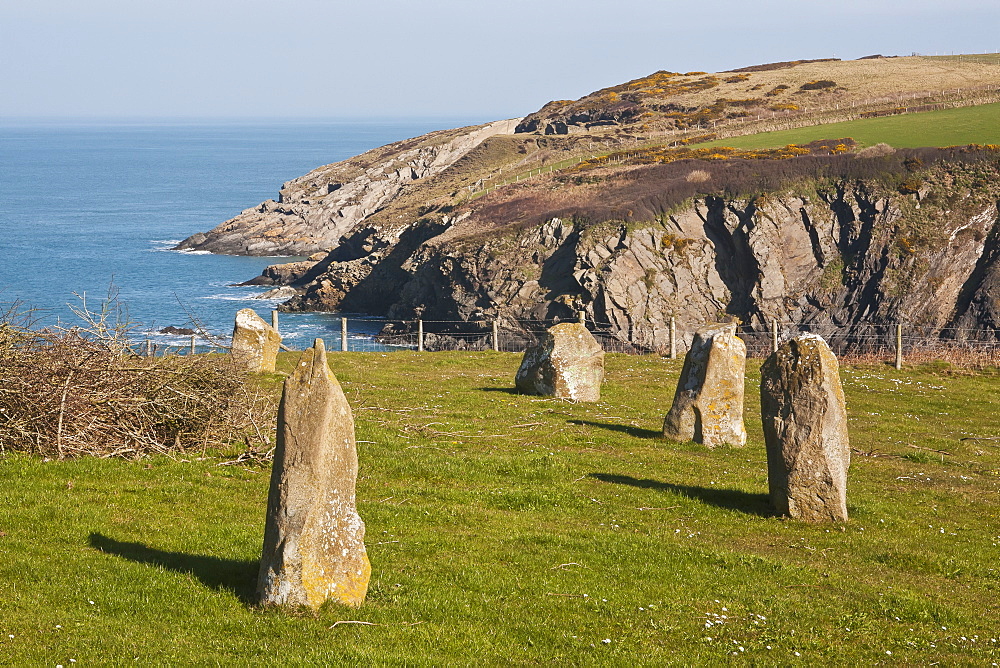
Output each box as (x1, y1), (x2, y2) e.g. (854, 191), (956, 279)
(231, 308), (281, 373)
(515, 322), (604, 402)
(663, 322), (747, 447)
(760, 334), (850, 522)
(257, 338), (370, 609)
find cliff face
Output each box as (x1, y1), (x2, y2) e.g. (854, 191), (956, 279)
(174, 119), (520, 256)
(172, 53), (1000, 348)
(273, 149), (1000, 349)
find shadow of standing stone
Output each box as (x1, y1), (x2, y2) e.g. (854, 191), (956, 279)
(663, 322), (747, 447)
(515, 322), (604, 402)
(761, 334), (850, 522)
(231, 308), (281, 373)
(257, 338), (370, 609)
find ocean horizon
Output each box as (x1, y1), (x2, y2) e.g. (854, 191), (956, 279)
(0, 117), (489, 350)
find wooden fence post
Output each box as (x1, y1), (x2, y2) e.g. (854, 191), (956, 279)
(669, 317), (677, 360)
(578, 311), (586, 325)
(341, 317), (348, 352)
(190, 335), (196, 355)
(418, 319), (424, 352)
(895, 324), (903, 370)
(492, 320), (499, 352)
(145, 339), (153, 357)
(271, 310), (279, 335)
(771, 320), (779, 354)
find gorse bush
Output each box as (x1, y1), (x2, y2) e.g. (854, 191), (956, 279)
(800, 79), (838, 90)
(573, 137), (857, 172)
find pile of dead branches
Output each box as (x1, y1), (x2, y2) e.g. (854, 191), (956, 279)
(0, 302), (276, 459)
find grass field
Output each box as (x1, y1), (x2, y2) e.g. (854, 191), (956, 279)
(703, 102), (1000, 150)
(3, 352), (1000, 664)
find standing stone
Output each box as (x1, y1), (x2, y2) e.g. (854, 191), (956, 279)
(515, 322), (604, 402)
(663, 322), (747, 447)
(760, 334), (850, 522)
(231, 308), (282, 373)
(257, 338), (370, 609)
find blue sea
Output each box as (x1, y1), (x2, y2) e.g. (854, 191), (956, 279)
(0, 119), (483, 351)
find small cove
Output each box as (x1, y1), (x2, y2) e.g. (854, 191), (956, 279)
(0, 118), (481, 350)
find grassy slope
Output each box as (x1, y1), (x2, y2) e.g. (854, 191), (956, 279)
(699, 102), (1000, 150)
(2, 353), (1000, 664)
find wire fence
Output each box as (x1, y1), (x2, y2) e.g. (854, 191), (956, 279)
(141, 312), (1000, 368)
(275, 315), (1000, 367)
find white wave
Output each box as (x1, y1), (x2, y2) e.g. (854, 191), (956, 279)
(200, 293), (269, 301)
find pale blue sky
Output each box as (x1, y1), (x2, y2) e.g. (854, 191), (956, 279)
(2, 0), (998, 120)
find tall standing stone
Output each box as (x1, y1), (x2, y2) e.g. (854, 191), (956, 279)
(257, 338), (370, 609)
(515, 322), (604, 402)
(231, 308), (282, 373)
(760, 334), (850, 522)
(663, 322), (747, 447)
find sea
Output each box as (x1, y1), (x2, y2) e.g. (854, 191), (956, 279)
(0, 118), (484, 351)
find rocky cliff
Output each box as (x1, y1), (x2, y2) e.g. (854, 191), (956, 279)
(174, 119), (520, 256)
(270, 145), (1000, 350)
(176, 55), (1000, 349)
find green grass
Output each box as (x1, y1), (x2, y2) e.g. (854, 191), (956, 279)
(699, 102), (1000, 150)
(3, 352), (1000, 664)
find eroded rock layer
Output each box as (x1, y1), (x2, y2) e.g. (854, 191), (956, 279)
(264, 148), (1000, 350)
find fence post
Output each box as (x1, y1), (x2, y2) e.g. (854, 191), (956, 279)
(145, 339), (153, 357)
(190, 335), (196, 355)
(669, 317), (677, 359)
(771, 320), (779, 354)
(341, 317), (348, 352)
(271, 309), (279, 335)
(418, 319), (424, 352)
(492, 320), (499, 352)
(578, 310), (586, 326)
(895, 323), (903, 370)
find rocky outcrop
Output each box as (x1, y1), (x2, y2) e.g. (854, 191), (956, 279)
(217, 146), (1000, 350)
(329, 152), (1000, 350)
(239, 254), (326, 286)
(174, 119), (520, 256)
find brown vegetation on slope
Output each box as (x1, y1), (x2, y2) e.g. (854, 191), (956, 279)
(448, 144), (1000, 242)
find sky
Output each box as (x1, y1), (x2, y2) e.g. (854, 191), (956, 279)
(2, 0), (999, 121)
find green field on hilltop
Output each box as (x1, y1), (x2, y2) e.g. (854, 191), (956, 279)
(704, 102), (1000, 150)
(3, 352), (1000, 664)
